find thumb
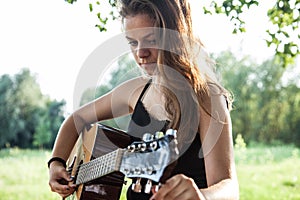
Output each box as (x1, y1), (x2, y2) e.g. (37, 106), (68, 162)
(59, 168), (73, 183)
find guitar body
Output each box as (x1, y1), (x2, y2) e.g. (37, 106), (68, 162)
(67, 123), (136, 200)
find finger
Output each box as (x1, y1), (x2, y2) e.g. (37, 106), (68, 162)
(150, 175), (181, 200)
(164, 177), (203, 200)
(58, 187), (75, 198)
(55, 182), (75, 195)
(163, 182), (192, 200)
(59, 168), (73, 182)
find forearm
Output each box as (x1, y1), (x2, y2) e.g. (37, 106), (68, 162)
(51, 114), (81, 161)
(200, 178), (239, 200)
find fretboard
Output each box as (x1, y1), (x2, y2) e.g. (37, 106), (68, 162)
(76, 148), (125, 185)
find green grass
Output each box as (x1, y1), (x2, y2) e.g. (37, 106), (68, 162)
(235, 144), (300, 200)
(0, 145), (299, 200)
(0, 149), (57, 200)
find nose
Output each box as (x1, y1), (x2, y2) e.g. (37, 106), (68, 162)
(136, 47), (150, 59)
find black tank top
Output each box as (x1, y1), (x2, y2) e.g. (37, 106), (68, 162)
(126, 80), (207, 200)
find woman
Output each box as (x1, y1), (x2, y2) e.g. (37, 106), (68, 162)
(48, 0), (239, 199)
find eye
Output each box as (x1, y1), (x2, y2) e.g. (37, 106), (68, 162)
(147, 39), (156, 46)
(128, 40), (138, 47)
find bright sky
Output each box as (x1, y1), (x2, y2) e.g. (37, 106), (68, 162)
(0, 0), (297, 112)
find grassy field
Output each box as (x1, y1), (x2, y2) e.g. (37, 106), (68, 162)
(0, 145), (299, 200)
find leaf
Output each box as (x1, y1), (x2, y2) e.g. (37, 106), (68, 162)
(89, 3), (93, 12)
(203, 7), (213, 15)
(64, 0), (77, 4)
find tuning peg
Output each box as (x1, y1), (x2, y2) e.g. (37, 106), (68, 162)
(154, 131), (164, 139)
(142, 133), (153, 142)
(153, 183), (162, 193)
(127, 144), (136, 152)
(132, 178), (142, 193)
(137, 143), (147, 151)
(123, 168), (131, 175)
(149, 141), (158, 150)
(134, 167), (141, 175)
(146, 166), (154, 175)
(166, 129), (177, 138)
(144, 179), (152, 194)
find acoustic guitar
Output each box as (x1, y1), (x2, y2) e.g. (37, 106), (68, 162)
(63, 123), (178, 200)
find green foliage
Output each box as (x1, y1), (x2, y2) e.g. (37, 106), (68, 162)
(0, 69), (65, 149)
(266, 0), (300, 67)
(204, 0), (300, 68)
(64, 0), (77, 4)
(215, 51), (300, 146)
(88, 0), (118, 32)
(235, 133), (247, 150)
(204, 0), (259, 33)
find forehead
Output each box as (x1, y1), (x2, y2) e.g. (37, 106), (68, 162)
(124, 14), (156, 38)
(124, 14), (155, 30)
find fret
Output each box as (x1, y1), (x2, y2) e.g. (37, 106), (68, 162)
(76, 149), (125, 185)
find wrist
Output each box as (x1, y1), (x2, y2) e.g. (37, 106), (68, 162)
(47, 157), (66, 169)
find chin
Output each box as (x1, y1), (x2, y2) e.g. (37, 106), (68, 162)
(141, 63), (157, 76)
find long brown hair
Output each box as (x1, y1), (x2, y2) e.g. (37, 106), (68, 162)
(119, 0), (232, 148)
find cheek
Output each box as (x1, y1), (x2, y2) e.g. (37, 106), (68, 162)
(150, 48), (159, 60)
(132, 52), (139, 63)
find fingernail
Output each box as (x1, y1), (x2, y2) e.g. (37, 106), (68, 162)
(150, 195), (155, 200)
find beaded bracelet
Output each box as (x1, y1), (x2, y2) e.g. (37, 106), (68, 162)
(47, 157), (67, 168)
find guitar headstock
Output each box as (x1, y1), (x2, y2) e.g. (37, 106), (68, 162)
(120, 129), (179, 193)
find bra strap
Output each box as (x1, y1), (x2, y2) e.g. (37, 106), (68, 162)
(137, 79), (152, 102)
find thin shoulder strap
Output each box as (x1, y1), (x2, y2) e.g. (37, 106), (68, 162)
(137, 79), (152, 102)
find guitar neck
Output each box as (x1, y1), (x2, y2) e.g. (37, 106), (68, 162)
(75, 148), (125, 185)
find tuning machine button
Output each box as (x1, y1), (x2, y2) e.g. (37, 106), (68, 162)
(137, 143), (147, 151)
(132, 178), (142, 193)
(127, 144), (136, 152)
(134, 167), (141, 175)
(144, 179), (152, 194)
(153, 183), (162, 193)
(166, 129), (177, 138)
(123, 168), (131, 175)
(154, 131), (164, 139)
(146, 166), (154, 175)
(149, 141), (158, 150)
(142, 133), (153, 142)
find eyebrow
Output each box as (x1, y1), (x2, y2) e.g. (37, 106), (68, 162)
(125, 32), (155, 40)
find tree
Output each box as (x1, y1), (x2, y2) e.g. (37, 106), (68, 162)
(215, 51), (300, 146)
(33, 99), (66, 149)
(0, 75), (16, 147)
(5, 69), (45, 148)
(0, 69), (66, 149)
(65, 0), (299, 68)
(214, 51), (259, 142)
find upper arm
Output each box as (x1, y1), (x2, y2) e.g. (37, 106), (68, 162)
(199, 91), (236, 186)
(72, 77), (149, 129)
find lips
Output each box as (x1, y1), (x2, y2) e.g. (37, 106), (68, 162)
(140, 62), (156, 69)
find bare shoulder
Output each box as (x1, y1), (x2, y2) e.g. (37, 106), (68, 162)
(200, 83), (229, 114)
(112, 76), (150, 92)
(110, 76), (151, 108)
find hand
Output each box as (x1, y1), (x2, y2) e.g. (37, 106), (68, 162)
(48, 162), (76, 198)
(150, 174), (206, 200)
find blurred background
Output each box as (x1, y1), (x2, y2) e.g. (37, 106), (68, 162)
(0, 0), (299, 199)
